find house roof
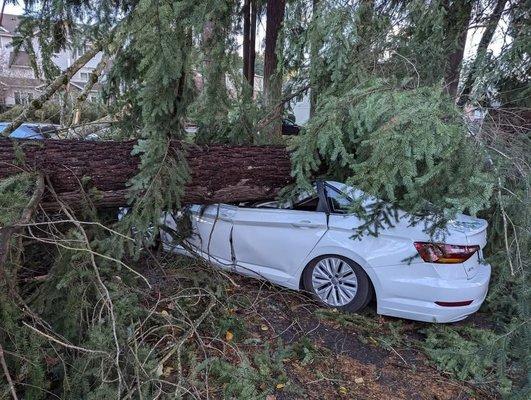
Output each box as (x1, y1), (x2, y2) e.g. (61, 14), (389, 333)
(0, 76), (44, 88)
(0, 14), (21, 36)
(9, 51), (32, 67)
(69, 81), (102, 92)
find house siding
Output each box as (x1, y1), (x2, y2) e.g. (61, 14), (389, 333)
(0, 14), (103, 108)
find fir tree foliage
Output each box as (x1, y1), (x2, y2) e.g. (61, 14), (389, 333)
(292, 80), (494, 235)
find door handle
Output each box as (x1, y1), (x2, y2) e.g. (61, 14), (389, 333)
(292, 220), (318, 228)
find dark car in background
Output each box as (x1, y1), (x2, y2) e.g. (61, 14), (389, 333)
(282, 119), (301, 135)
(0, 122), (59, 139)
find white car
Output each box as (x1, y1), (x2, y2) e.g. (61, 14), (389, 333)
(161, 181), (491, 323)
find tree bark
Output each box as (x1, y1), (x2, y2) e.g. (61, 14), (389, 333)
(243, 0), (251, 83)
(263, 0), (286, 141)
(248, 0), (257, 91)
(457, 0), (508, 106)
(0, 139), (293, 210)
(443, 0), (473, 98)
(309, 0), (320, 118)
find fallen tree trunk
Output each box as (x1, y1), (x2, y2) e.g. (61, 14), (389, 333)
(0, 139), (293, 210)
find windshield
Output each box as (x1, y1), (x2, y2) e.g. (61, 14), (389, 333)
(325, 182), (380, 214)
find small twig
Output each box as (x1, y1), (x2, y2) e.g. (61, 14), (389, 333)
(159, 297), (216, 369)
(0, 344), (18, 400)
(22, 322), (108, 356)
(390, 50), (420, 88)
(54, 194), (124, 396)
(254, 84), (310, 133)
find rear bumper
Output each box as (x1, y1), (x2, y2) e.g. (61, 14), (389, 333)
(375, 263), (491, 323)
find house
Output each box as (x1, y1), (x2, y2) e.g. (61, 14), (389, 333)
(0, 14), (103, 108)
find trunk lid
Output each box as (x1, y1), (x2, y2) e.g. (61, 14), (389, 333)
(448, 214), (488, 278)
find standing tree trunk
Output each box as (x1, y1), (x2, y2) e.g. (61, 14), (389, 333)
(243, 0), (251, 83)
(248, 0), (257, 91)
(263, 0), (286, 142)
(443, 0), (474, 98)
(457, 0), (508, 106)
(309, 0), (320, 117)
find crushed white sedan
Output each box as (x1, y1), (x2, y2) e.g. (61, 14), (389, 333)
(161, 181), (491, 323)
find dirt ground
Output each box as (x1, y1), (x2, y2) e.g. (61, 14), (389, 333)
(232, 282), (493, 399)
(150, 256), (498, 400)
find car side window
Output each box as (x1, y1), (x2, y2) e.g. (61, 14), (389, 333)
(240, 188), (323, 212)
(292, 194), (319, 211)
(325, 185), (352, 214)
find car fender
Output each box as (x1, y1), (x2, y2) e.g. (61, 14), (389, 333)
(295, 245), (383, 299)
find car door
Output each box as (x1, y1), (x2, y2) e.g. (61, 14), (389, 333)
(231, 196), (328, 287)
(186, 204), (236, 265)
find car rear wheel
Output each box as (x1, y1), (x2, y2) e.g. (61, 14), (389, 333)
(303, 255), (373, 312)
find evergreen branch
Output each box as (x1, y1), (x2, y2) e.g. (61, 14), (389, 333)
(1, 41), (105, 136)
(153, 296), (216, 373)
(22, 322), (110, 356)
(0, 174), (44, 276)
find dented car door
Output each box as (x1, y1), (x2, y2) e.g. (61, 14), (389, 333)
(230, 207), (328, 287)
(187, 204), (236, 265)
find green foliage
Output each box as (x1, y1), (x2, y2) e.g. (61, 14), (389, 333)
(191, 1), (238, 144)
(423, 325), (513, 393)
(292, 336), (318, 366)
(2, 0), (529, 398)
(292, 81), (493, 235)
(420, 109), (530, 397)
(0, 173), (34, 226)
(0, 101), (105, 125)
(199, 341), (294, 399)
(111, 0), (209, 241)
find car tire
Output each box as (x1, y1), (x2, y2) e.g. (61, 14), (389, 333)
(302, 255), (373, 312)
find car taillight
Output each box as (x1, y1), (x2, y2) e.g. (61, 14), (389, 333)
(414, 242), (480, 264)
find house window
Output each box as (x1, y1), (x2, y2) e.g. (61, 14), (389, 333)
(73, 45), (88, 60)
(14, 91), (33, 105)
(80, 72), (90, 81)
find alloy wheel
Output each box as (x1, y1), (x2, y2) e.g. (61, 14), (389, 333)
(311, 257), (358, 307)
